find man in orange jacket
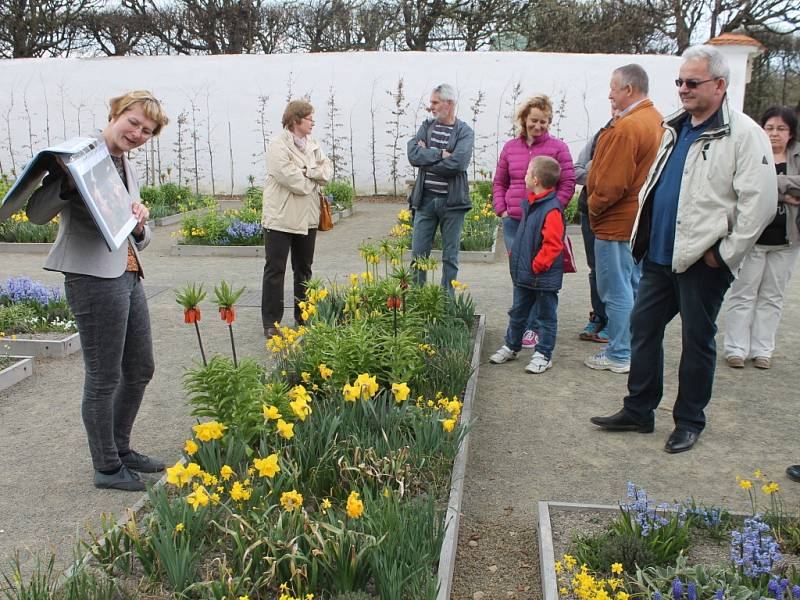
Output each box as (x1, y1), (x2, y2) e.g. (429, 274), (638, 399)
(584, 64), (663, 374)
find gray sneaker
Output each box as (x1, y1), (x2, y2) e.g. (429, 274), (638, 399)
(94, 465), (146, 492)
(120, 449), (165, 473)
(584, 351), (630, 374)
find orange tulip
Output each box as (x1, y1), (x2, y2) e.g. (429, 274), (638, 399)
(219, 306), (236, 325)
(184, 307), (201, 324)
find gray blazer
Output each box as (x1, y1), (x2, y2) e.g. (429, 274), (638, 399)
(26, 144), (151, 279)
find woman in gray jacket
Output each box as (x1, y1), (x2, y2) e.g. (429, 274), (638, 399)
(26, 91), (169, 491)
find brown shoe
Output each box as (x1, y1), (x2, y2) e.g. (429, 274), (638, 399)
(726, 356), (745, 368)
(753, 356), (771, 369)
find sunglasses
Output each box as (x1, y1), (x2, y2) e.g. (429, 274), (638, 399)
(675, 78), (716, 89)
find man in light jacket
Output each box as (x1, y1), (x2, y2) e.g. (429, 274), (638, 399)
(590, 45), (777, 453)
(408, 83), (474, 294)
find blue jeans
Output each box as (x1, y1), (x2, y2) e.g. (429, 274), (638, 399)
(580, 212), (606, 325)
(623, 259), (734, 433)
(503, 215), (540, 332)
(412, 193), (467, 293)
(504, 285), (558, 360)
(594, 239), (641, 362)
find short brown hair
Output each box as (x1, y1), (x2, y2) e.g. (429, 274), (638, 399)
(108, 90), (169, 135)
(516, 94), (553, 135)
(529, 156), (561, 189)
(282, 100), (314, 129)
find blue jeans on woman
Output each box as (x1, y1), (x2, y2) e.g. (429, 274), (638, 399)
(412, 193), (467, 294)
(503, 216), (540, 333)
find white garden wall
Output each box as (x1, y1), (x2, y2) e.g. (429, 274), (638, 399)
(0, 49), (751, 196)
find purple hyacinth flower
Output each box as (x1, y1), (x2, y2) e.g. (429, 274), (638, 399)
(673, 578), (683, 598)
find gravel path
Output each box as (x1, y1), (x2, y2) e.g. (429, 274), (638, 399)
(2, 201), (799, 598)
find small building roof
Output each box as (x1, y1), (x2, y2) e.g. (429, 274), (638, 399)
(707, 32), (766, 51)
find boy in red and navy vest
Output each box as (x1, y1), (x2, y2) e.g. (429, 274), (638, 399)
(489, 155), (564, 374)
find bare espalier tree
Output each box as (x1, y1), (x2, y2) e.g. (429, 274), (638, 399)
(0, 0), (98, 58)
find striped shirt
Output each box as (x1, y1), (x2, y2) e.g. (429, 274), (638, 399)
(423, 122), (455, 195)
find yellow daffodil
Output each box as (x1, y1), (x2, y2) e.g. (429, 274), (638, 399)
(346, 490), (364, 518)
(321, 498), (332, 512)
(391, 382), (411, 403)
(446, 399), (462, 415)
(201, 472), (218, 486)
(611, 562), (623, 574)
(442, 418), (456, 432)
(300, 371), (311, 383)
(262, 404), (282, 420)
(276, 419), (294, 439)
(354, 372), (379, 398)
(738, 478), (753, 490)
(754, 469), (764, 479)
(342, 382), (360, 402)
(253, 454), (280, 478)
(220, 464), (234, 480)
(174, 522), (185, 533)
(229, 481), (251, 501)
(186, 486), (210, 511)
(290, 397), (312, 421)
(183, 439), (199, 455)
(192, 421), (227, 442)
(762, 481), (780, 494)
(616, 592), (629, 600)
(281, 489), (304, 511)
(318, 363), (333, 380)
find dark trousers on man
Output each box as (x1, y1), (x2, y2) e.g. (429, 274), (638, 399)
(261, 228), (317, 329)
(580, 211), (607, 325)
(623, 258), (734, 433)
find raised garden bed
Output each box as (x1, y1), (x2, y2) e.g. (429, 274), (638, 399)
(431, 224), (500, 264)
(0, 355), (34, 392)
(170, 206), (355, 257)
(0, 331), (80, 358)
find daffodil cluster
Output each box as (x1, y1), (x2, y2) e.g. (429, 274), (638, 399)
(266, 324), (307, 354)
(555, 555), (628, 600)
(342, 372), (380, 401)
(412, 391), (462, 432)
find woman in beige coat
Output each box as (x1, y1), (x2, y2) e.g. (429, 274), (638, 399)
(261, 100), (333, 337)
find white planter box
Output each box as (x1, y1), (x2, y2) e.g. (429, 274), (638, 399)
(170, 244), (264, 257)
(1, 332), (81, 358)
(0, 356), (35, 392)
(436, 313), (486, 600)
(147, 206), (215, 228)
(431, 225), (500, 264)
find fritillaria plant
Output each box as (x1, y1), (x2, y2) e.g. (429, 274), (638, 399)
(212, 280), (245, 368)
(176, 283), (207, 366)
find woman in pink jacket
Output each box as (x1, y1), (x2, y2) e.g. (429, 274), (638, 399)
(493, 94), (576, 348)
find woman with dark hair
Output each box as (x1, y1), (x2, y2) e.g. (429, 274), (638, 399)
(493, 94), (576, 349)
(261, 100), (332, 338)
(26, 91), (169, 491)
(723, 106), (800, 370)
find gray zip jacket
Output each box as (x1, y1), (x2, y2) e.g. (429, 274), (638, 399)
(26, 136), (150, 278)
(407, 117), (474, 211)
(631, 98), (777, 274)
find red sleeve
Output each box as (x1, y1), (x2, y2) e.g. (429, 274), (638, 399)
(533, 210), (565, 273)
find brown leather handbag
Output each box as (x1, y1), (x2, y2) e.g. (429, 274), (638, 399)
(318, 194), (333, 231)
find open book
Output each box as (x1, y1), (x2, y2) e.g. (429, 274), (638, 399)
(0, 137), (137, 251)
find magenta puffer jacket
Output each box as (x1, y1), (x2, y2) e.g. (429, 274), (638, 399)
(493, 133), (576, 220)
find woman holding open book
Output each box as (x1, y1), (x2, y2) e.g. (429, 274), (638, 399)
(26, 91), (169, 492)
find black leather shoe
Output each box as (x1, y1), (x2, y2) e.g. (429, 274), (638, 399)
(590, 409), (654, 433)
(664, 428), (699, 453)
(787, 465), (800, 482)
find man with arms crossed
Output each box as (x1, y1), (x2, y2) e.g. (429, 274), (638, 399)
(407, 83), (474, 294)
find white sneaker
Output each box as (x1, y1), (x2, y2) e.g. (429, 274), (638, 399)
(489, 345), (518, 364)
(584, 351), (630, 373)
(525, 351), (552, 374)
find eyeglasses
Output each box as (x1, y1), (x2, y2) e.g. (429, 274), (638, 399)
(764, 125), (790, 133)
(302, 116), (315, 123)
(675, 78), (716, 89)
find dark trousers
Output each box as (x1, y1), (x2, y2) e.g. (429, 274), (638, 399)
(623, 258), (734, 433)
(580, 211), (606, 324)
(261, 228), (317, 329)
(504, 285), (559, 360)
(64, 271), (155, 472)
